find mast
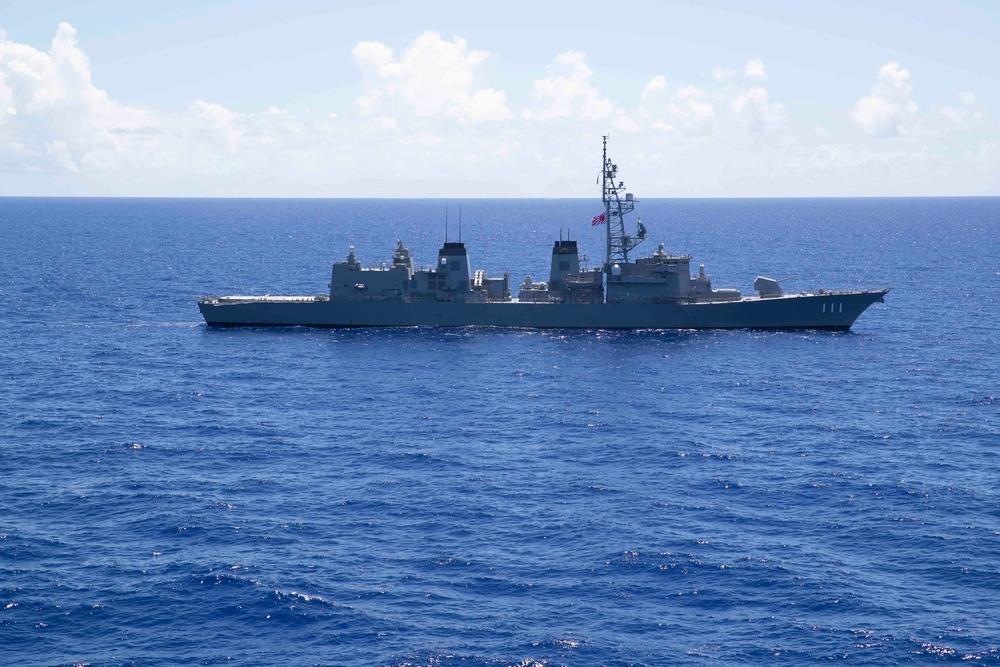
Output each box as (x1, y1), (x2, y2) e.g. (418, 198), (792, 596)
(601, 135), (645, 268)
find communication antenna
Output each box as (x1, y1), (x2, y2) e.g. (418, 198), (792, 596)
(601, 135), (645, 268)
(445, 206), (449, 243)
(459, 205), (462, 243)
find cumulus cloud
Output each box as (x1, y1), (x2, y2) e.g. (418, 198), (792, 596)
(638, 76), (715, 135)
(970, 139), (998, 168)
(731, 86), (787, 134)
(193, 99), (241, 147)
(709, 66), (738, 81)
(0, 24), (997, 197)
(45, 140), (78, 172)
(467, 88), (512, 122)
(613, 110), (642, 133)
(940, 91), (985, 129)
(352, 31), (511, 123)
(0, 22), (162, 174)
(639, 74), (668, 111)
(851, 61), (918, 137)
(668, 85), (716, 134)
(523, 51), (614, 121)
(744, 58), (768, 81)
(190, 101), (311, 149)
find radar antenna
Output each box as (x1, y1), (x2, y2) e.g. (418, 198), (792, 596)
(601, 135), (646, 269)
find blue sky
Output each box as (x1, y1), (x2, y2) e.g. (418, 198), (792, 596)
(1, 0), (998, 196)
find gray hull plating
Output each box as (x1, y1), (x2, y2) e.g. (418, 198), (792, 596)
(199, 290), (888, 330)
(199, 140), (889, 331)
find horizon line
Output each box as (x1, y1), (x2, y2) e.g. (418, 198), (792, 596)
(3, 194), (999, 201)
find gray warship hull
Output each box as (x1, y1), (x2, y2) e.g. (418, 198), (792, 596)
(199, 289), (888, 330)
(199, 138), (889, 331)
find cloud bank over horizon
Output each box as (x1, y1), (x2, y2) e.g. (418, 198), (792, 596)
(1, 23), (997, 197)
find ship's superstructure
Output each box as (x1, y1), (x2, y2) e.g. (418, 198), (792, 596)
(199, 138), (888, 330)
(329, 239), (511, 304)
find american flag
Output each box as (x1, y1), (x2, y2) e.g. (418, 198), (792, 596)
(591, 212), (607, 226)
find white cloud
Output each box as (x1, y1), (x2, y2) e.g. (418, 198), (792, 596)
(523, 51), (614, 121)
(613, 110), (642, 133)
(190, 101), (311, 149)
(193, 99), (241, 147)
(45, 140), (77, 172)
(638, 75), (668, 124)
(939, 91), (985, 129)
(709, 66), (738, 81)
(639, 75), (668, 114)
(971, 139), (998, 167)
(351, 31), (510, 123)
(0, 22), (154, 172)
(467, 88), (512, 122)
(638, 76), (715, 135)
(851, 61), (918, 137)
(352, 40), (393, 71)
(666, 85), (716, 134)
(731, 86), (788, 134)
(1, 24), (997, 197)
(744, 58), (768, 81)
(354, 90), (380, 114)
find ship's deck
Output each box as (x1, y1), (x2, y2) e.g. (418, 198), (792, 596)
(202, 288), (887, 307)
(202, 295), (325, 305)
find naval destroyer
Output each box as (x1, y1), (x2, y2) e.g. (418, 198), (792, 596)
(199, 138), (888, 330)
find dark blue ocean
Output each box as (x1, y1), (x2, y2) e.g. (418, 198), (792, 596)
(1, 197), (998, 666)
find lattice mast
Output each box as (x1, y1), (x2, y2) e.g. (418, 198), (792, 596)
(601, 136), (646, 270)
